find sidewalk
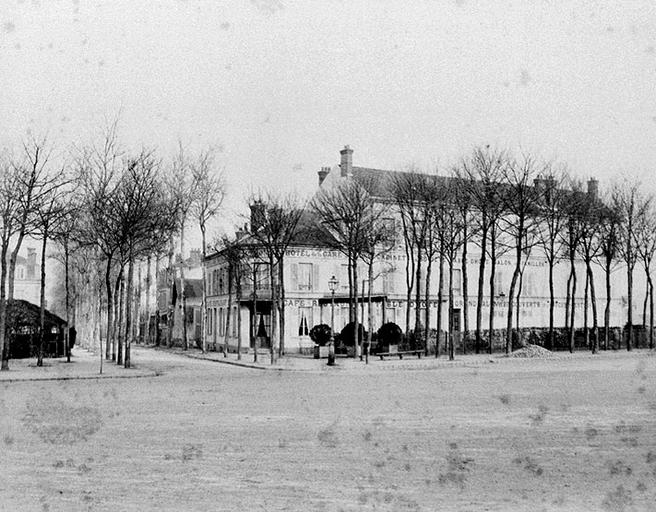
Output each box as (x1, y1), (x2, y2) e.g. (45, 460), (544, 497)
(0, 348), (159, 382)
(153, 344), (655, 372)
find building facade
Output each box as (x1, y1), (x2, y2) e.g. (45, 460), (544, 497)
(204, 146), (638, 354)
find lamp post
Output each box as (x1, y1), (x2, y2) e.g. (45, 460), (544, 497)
(328, 275), (338, 366)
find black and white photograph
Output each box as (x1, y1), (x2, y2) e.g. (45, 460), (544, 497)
(1, 1), (655, 510)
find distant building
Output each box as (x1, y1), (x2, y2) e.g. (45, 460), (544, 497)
(155, 250), (203, 347)
(204, 146), (635, 355)
(8, 247), (41, 306)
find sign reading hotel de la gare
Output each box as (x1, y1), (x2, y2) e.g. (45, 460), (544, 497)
(281, 248), (560, 311)
(284, 248), (548, 268)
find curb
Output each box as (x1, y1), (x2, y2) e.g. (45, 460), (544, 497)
(0, 370), (160, 383)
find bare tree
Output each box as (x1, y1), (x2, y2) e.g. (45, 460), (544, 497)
(51, 197), (82, 363)
(534, 168), (570, 349)
(168, 144), (198, 350)
(75, 121), (124, 362)
(613, 179), (651, 351)
(117, 151), (178, 368)
(358, 204), (395, 362)
(34, 179), (70, 367)
(0, 152), (23, 370)
(455, 147), (506, 354)
(560, 181), (588, 353)
(390, 170), (431, 336)
(635, 199), (656, 349)
(593, 193), (620, 350)
(250, 193), (303, 363)
(499, 154), (543, 354)
(190, 149), (226, 353)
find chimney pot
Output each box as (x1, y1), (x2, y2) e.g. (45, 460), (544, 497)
(317, 166), (330, 186)
(340, 145), (353, 177)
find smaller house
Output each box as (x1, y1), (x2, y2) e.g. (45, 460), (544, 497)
(5, 299), (69, 358)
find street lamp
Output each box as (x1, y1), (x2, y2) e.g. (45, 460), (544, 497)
(327, 275), (338, 366)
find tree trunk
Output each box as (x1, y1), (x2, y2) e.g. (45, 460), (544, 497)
(116, 272), (125, 365)
(105, 255), (113, 360)
(424, 257), (432, 356)
(584, 263), (590, 350)
(505, 266), (519, 355)
(252, 263), (258, 363)
(278, 258), (286, 357)
(588, 262), (599, 354)
(353, 261), (359, 358)
(154, 255), (161, 346)
(236, 280), (243, 360)
(367, 261), (374, 364)
(604, 265), (611, 350)
(505, 232), (523, 355)
(627, 264), (633, 351)
(475, 223), (488, 354)
(448, 256), (455, 361)
(515, 266), (524, 337)
(0, 238), (8, 371)
(649, 275), (654, 349)
(167, 248), (174, 348)
(180, 223), (188, 350)
(435, 245), (445, 357)
(65, 241), (71, 363)
(544, 257), (553, 349)
(37, 230), (48, 367)
(224, 264), (233, 356)
(111, 268), (123, 361)
(488, 227), (497, 355)
(200, 225), (207, 353)
(269, 257), (277, 365)
(144, 255), (152, 345)
(568, 257), (577, 353)
(414, 250), (423, 335)
(124, 254), (134, 368)
(403, 238), (415, 334)
(461, 216), (469, 355)
(135, 260), (142, 343)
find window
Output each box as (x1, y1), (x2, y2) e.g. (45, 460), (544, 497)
(298, 263), (313, 291)
(298, 306), (312, 336)
(382, 218), (396, 244)
(255, 263), (270, 290)
(383, 270), (395, 294)
(493, 271), (504, 295)
(452, 269), (462, 295)
(207, 308), (213, 335)
(340, 264), (349, 291)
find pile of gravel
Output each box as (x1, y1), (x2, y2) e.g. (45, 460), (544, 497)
(507, 344), (554, 358)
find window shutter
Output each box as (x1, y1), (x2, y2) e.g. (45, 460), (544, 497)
(313, 264), (320, 292)
(290, 263), (298, 290)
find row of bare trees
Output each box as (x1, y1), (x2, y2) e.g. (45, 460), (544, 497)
(0, 124), (225, 372)
(309, 147), (655, 360)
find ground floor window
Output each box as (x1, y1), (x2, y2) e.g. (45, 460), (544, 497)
(298, 306), (312, 336)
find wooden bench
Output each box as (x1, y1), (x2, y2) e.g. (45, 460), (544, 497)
(377, 350), (423, 360)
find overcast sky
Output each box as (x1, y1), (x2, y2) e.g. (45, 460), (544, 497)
(2, 0), (656, 228)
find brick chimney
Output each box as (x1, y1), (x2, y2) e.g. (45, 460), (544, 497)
(250, 200), (265, 233)
(587, 178), (599, 200)
(318, 166), (330, 186)
(340, 145), (353, 177)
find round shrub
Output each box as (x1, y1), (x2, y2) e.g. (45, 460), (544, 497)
(309, 324), (332, 346)
(377, 322), (403, 347)
(338, 322), (366, 347)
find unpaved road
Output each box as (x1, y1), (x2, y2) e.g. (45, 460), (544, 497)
(1, 348), (655, 511)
